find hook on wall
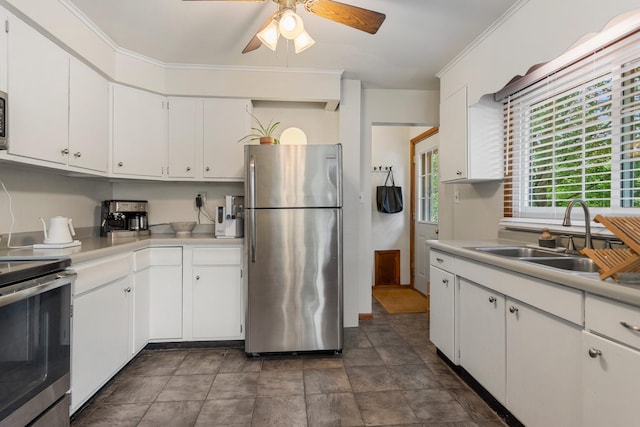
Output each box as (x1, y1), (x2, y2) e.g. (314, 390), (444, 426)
(372, 165), (393, 172)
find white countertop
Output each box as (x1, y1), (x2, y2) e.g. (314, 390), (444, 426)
(429, 239), (640, 308)
(1, 234), (243, 263)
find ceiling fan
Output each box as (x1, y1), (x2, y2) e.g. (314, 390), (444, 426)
(183, 0), (386, 54)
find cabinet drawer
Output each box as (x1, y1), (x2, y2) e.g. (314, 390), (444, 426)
(73, 253), (131, 296)
(586, 294), (640, 351)
(192, 247), (241, 265)
(430, 250), (454, 271)
(150, 247), (182, 266)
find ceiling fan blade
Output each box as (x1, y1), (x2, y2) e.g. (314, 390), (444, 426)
(306, 0), (385, 34)
(242, 11), (278, 54)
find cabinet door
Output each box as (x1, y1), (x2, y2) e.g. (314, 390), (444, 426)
(149, 265), (183, 340)
(69, 57), (109, 172)
(458, 278), (506, 404)
(0, 8), (7, 92)
(582, 332), (640, 427)
(7, 15), (69, 163)
(439, 85), (467, 182)
(112, 85), (166, 177)
(202, 98), (250, 180)
(167, 97), (199, 178)
(133, 268), (150, 353)
(429, 265), (456, 361)
(72, 277), (130, 413)
(506, 297), (581, 427)
(192, 265), (242, 339)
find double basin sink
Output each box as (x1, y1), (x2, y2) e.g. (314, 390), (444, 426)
(469, 246), (599, 273)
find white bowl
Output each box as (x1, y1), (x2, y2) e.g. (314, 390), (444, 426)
(170, 221), (196, 236)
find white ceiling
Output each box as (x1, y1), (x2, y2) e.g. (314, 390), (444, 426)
(66, 0), (516, 90)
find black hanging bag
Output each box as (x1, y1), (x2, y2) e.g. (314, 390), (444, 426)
(376, 169), (403, 214)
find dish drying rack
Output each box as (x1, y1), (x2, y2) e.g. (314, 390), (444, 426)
(582, 215), (640, 282)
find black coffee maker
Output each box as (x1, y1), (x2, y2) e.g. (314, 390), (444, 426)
(100, 200), (149, 237)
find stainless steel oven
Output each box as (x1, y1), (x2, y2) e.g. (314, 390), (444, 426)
(0, 257), (74, 427)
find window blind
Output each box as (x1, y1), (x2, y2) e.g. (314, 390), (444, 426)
(505, 29), (640, 221)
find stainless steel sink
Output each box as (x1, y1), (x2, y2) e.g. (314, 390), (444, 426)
(472, 246), (565, 258)
(469, 246), (599, 273)
(525, 257), (600, 273)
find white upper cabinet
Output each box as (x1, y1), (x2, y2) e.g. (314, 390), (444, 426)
(7, 14), (69, 164)
(69, 57), (109, 173)
(112, 84), (166, 178)
(167, 97), (199, 179)
(439, 85), (503, 183)
(203, 98), (251, 180)
(0, 10), (7, 92)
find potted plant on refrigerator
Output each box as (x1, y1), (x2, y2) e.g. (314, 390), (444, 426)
(237, 113), (281, 145)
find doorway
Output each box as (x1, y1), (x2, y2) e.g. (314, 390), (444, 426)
(410, 128), (439, 295)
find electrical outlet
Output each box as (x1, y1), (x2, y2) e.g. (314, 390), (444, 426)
(197, 192), (207, 205)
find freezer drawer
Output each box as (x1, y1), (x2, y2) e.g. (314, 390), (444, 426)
(245, 208), (342, 354)
(245, 144), (342, 209)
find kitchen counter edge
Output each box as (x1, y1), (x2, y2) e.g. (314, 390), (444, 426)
(1, 235), (243, 264)
(429, 239), (640, 309)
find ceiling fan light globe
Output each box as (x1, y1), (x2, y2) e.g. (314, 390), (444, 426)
(294, 30), (315, 53)
(279, 9), (304, 40)
(257, 19), (279, 51)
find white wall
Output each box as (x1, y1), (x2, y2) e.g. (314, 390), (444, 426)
(437, 0), (640, 242)
(371, 126), (411, 285)
(0, 163), (111, 236)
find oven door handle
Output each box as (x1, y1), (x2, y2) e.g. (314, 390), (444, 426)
(0, 271), (75, 308)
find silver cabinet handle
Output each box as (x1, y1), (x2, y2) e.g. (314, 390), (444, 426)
(620, 321), (640, 332)
(442, 278), (449, 286)
(195, 275), (200, 280)
(488, 296), (497, 303)
(61, 148), (69, 155)
(205, 166), (211, 172)
(118, 162), (124, 167)
(74, 152), (81, 158)
(124, 287), (132, 293)
(456, 170), (462, 176)
(509, 306), (519, 314)
(436, 257), (444, 263)
(588, 348), (602, 358)
(186, 166), (191, 171)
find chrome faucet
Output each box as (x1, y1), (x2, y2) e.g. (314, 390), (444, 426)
(562, 199), (593, 250)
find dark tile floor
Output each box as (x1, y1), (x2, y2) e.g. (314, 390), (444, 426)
(71, 301), (506, 426)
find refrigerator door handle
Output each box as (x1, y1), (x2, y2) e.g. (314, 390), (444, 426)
(249, 155), (257, 262)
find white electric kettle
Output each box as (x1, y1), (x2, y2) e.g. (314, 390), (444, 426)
(41, 216), (76, 244)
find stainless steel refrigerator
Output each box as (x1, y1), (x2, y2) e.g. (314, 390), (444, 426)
(244, 144), (343, 354)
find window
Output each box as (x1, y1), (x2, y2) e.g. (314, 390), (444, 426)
(504, 29), (640, 221)
(418, 148), (438, 222)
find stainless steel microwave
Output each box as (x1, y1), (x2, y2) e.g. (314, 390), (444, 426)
(0, 90), (6, 149)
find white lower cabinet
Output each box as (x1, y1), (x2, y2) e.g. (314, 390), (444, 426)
(505, 297), (582, 427)
(71, 253), (132, 413)
(458, 279), (506, 404)
(582, 332), (640, 427)
(148, 247), (183, 340)
(582, 294), (640, 427)
(434, 252), (583, 427)
(187, 247), (244, 340)
(429, 250), (456, 362)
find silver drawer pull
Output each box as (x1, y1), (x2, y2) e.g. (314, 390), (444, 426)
(509, 306), (519, 314)
(488, 296), (497, 303)
(436, 258), (444, 263)
(442, 278), (449, 285)
(588, 348), (602, 358)
(620, 321), (640, 332)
